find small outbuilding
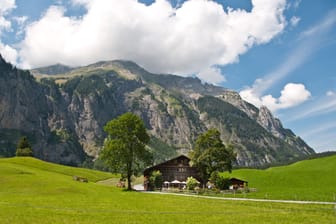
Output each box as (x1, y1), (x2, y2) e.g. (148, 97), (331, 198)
(230, 177), (248, 189)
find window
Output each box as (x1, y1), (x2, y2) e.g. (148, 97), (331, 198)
(178, 168), (186, 172)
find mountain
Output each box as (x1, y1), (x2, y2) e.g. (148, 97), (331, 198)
(0, 55), (87, 165)
(31, 63), (75, 75)
(0, 55), (314, 166)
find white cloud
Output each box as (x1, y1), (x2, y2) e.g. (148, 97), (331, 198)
(302, 129), (336, 152)
(326, 91), (335, 97)
(0, 0), (18, 63)
(301, 122), (336, 139)
(0, 0), (15, 31)
(239, 87), (263, 108)
(17, 0), (287, 84)
(240, 83), (311, 112)
(13, 16), (28, 25)
(197, 66), (226, 85)
(0, 0), (15, 15)
(290, 16), (300, 27)
(71, 0), (90, 6)
(288, 0), (301, 10)
(0, 42), (18, 64)
(0, 0), (15, 9)
(240, 9), (336, 112)
(283, 90), (336, 123)
(237, 20), (323, 99)
(291, 95), (336, 121)
(300, 10), (336, 41)
(277, 83), (311, 107)
(293, 0), (301, 9)
(12, 16), (28, 38)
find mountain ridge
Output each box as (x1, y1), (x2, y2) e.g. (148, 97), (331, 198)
(0, 56), (314, 167)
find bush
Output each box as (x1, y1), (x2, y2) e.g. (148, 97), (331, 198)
(215, 177), (231, 190)
(148, 170), (163, 190)
(16, 147), (33, 157)
(186, 176), (199, 190)
(210, 171), (231, 190)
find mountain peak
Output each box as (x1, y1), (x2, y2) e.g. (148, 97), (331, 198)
(0, 54), (5, 63)
(257, 106), (284, 138)
(31, 63), (74, 75)
(0, 54), (13, 71)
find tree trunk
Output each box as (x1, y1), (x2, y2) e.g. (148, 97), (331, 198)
(127, 174), (132, 190)
(127, 160), (132, 190)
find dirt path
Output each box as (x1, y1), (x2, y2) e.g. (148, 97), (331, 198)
(143, 191), (336, 205)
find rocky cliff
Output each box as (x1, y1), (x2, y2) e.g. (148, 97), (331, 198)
(0, 56), (314, 166)
(0, 56), (86, 165)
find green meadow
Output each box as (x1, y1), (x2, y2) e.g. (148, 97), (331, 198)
(0, 157), (335, 224)
(223, 155), (336, 202)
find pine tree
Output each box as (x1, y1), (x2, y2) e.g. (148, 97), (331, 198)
(16, 136), (33, 157)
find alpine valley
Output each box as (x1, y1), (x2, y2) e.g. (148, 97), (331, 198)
(0, 55), (314, 167)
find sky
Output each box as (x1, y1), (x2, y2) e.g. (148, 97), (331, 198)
(0, 0), (335, 152)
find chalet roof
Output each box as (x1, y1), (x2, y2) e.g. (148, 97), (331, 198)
(230, 177), (248, 183)
(144, 155), (191, 173)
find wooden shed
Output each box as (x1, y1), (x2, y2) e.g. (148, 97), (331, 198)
(230, 177), (248, 189)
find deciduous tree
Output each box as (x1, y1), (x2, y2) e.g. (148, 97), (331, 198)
(100, 112), (152, 190)
(190, 129), (235, 184)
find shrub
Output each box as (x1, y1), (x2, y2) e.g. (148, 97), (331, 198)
(210, 171), (231, 190)
(148, 170), (163, 190)
(186, 176), (199, 190)
(16, 147), (33, 157)
(215, 177), (231, 190)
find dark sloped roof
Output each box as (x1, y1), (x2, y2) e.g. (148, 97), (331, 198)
(144, 155), (190, 173)
(230, 177), (248, 183)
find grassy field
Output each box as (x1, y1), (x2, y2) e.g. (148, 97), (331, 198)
(223, 155), (336, 202)
(0, 157), (118, 182)
(0, 157), (335, 224)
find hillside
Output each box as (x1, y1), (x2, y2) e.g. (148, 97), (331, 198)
(0, 55), (314, 167)
(223, 155), (336, 201)
(0, 157), (117, 182)
(0, 157), (334, 224)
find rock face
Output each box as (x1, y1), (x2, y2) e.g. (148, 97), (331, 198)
(0, 56), (86, 165)
(0, 56), (315, 166)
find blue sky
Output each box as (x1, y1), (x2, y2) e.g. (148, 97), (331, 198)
(0, 0), (335, 152)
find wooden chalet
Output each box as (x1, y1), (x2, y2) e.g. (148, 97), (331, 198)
(143, 155), (200, 190)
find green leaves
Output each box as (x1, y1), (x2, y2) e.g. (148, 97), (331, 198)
(190, 129), (236, 183)
(100, 112), (152, 189)
(148, 170), (163, 190)
(16, 136), (33, 157)
(186, 176), (200, 190)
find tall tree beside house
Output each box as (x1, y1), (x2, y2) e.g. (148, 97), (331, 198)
(190, 129), (236, 184)
(16, 136), (33, 157)
(100, 112), (152, 190)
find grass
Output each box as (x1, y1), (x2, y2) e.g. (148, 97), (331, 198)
(0, 157), (118, 182)
(222, 155), (336, 202)
(0, 157), (335, 223)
